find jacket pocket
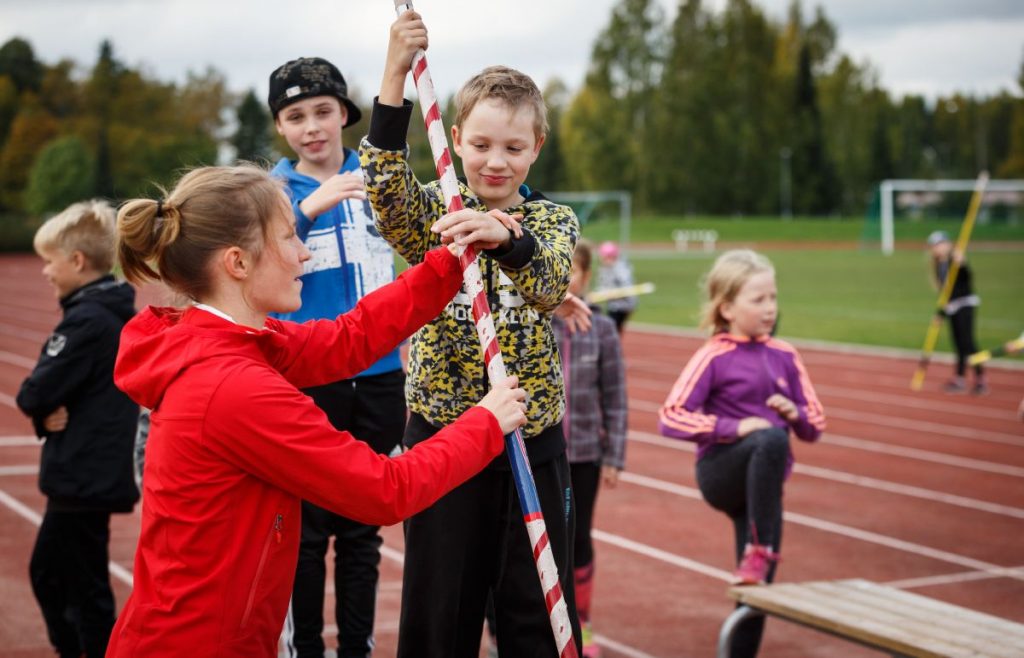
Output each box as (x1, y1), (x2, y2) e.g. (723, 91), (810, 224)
(240, 513), (283, 630)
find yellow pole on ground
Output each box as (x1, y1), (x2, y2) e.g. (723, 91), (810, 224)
(910, 171), (990, 391)
(586, 282), (656, 304)
(968, 332), (1024, 366)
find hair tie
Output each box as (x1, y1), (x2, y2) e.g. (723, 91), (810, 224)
(154, 200), (165, 235)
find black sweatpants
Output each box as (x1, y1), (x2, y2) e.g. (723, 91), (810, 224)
(30, 508), (116, 658)
(570, 461), (601, 569)
(949, 306), (984, 379)
(696, 427), (789, 658)
(284, 370), (405, 658)
(397, 417), (581, 658)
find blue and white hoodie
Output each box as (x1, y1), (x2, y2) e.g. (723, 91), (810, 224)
(271, 148), (401, 377)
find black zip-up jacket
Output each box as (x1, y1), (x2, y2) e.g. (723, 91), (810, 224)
(17, 275), (140, 512)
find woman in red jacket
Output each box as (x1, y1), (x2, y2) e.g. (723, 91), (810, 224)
(107, 164), (526, 657)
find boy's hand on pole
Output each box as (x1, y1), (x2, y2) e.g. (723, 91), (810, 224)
(381, 11), (428, 105)
(477, 376), (527, 435)
(487, 209), (523, 239)
(300, 173), (367, 220)
(431, 208), (512, 250)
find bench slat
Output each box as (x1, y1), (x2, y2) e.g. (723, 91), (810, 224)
(731, 584), (977, 657)
(730, 580), (1024, 657)
(802, 581), (1023, 657)
(842, 580), (1024, 644)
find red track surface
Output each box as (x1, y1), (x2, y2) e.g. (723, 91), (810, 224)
(0, 253), (1022, 657)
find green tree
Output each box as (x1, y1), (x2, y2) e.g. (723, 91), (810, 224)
(232, 89), (271, 163)
(0, 38), (43, 94)
(563, 0), (664, 204)
(648, 0), (716, 213)
(530, 78), (570, 192)
(0, 99), (59, 210)
(790, 42), (838, 214)
(84, 40), (122, 198)
(997, 54), (1024, 177)
(0, 76), (17, 150)
(24, 135), (96, 215)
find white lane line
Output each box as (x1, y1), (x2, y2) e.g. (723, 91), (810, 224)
(812, 384), (1018, 422)
(629, 379), (1024, 448)
(0, 350), (36, 370)
(617, 471), (1023, 581)
(0, 323), (48, 343)
(630, 429), (1024, 515)
(825, 434), (1024, 478)
(886, 566), (1024, 590)
(0, 392), (17, 409)
(0, 488), (134, 587)
(629, 399), (1024, 479)
(631, 428), (1024, 518)
(794, 463), (1024, 520)
(592, 528), (732, 582)
(0, 464), (37, 476)
(0, 436), (38, 447)
(825, 407), (1024, 448)
(591, 631), (663, 658)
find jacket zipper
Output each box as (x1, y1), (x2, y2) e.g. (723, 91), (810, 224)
(240, 513), (282, 629)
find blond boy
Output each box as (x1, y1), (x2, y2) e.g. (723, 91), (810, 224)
(16, 200), (139, 658)
(359, 11), (582, 658)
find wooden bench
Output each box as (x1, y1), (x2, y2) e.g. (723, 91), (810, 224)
(717, 579), (1024, 657)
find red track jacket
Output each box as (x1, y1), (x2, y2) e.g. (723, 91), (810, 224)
(107, 248), (504, 657)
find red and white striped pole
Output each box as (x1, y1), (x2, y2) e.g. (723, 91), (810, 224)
(391, 2), (577, 655)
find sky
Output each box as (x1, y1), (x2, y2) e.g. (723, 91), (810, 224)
(1, 0), (1022, 107)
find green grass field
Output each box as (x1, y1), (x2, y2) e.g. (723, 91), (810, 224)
(619, 248), (1023, 353)
(580, 215), (1024, 244)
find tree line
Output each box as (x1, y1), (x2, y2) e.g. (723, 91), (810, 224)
(1, 0), (1022, 225)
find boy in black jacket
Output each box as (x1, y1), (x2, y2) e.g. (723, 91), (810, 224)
(16, 199), (139, 658)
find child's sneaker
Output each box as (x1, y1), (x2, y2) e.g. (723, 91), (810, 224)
(581, 623), (601, 658)
(972, 377), (989, 396)
(943, 378), (967, 394)
(732, 543), (779, 586)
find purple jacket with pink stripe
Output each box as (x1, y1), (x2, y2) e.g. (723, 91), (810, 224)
(658, 334), (825, 471)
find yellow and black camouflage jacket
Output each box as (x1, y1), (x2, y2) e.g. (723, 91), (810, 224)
(359, 131), (578, 440)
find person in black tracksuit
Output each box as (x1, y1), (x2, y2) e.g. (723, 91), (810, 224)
(927, 230), (986, 394)
(16, 201), (140, 658)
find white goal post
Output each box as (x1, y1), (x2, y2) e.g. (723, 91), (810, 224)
(545, 191), (632, 251)
(878, 178), (1024, 255)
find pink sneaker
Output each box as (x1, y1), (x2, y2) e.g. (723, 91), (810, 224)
(732, 543), (780, 585)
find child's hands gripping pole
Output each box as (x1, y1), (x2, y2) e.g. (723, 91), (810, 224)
(380, 10), (428, 106)
(476, 376), (527, 435)
(431, 208), (521, 250)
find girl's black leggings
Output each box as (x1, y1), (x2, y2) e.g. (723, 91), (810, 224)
(696, 427), (789, 658)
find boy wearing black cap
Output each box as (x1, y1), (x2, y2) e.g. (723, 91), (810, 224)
(268, 57), (403, 658)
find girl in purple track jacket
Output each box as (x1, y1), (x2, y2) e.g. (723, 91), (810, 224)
(658, 249), (825, 658)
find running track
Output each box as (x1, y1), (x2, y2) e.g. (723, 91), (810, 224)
(0, 253), (1021, 657)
